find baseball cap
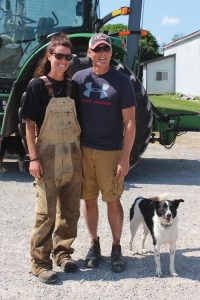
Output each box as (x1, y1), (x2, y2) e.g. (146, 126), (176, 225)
(89, 33), (111, 49)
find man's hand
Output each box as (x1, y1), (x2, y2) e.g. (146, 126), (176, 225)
(115, 157), (130, 180)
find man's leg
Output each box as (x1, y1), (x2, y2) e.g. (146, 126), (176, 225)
(107, 199), (124, 245)
(83, 198), (98, 240)
(107, 199), (125, 272)
(83, 198), (101, 268)
(94, 149), (125, 272)
(81, 147), (101, 268)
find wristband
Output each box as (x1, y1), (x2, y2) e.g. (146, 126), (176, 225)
(30, 158), (39, 162)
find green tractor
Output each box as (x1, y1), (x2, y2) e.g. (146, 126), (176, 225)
(0, 0), (199, 168)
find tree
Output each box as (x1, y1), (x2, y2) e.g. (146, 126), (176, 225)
(139, 32), (161, 62)
(101, 24), (127, 37)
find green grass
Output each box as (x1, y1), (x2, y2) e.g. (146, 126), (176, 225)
(149, 94), (200, 114)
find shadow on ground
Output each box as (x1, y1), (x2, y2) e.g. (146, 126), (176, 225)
(45, 247), (200, 285)
(125, 158), (200, 187)
(0, 161), (33, 182)
(1, 157), (200, 185)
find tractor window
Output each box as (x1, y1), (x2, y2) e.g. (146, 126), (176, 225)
(0, 0), (84, 80)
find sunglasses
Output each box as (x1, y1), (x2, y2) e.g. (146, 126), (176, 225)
(52, 53), (73, 61)
(91, 45), (111, 53)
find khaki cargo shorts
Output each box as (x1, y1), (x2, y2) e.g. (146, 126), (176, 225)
(81, 146), (124, 202)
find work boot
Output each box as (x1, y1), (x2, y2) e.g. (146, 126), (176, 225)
(37, 270), (57, 284)
(110, 244), (125, 273)
(84, 237), (101, 268)
(60, 255), (78, 273)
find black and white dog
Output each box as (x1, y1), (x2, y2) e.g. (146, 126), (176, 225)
(129, 195), (184, 277)
(0, 136), (26, 173)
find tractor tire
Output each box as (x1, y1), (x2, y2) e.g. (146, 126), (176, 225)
(106, 61), (153, 168)
(102, 60), (153, 168)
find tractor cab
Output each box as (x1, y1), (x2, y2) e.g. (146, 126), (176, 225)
(0, 0), (99, 137)
(0, 0), (95, 82)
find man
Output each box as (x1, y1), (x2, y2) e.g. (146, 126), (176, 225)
(73, 33), (136, 272)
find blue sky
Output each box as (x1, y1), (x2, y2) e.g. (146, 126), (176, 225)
(100, 0), (200, 45)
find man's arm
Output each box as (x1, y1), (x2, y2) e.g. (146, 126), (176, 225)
(116, 106), (136, 179)
(26, 119), (43, 179)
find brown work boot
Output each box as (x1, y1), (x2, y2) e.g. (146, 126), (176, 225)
(110, 244), (125, 273)
(60, 255), (78, 273)
(84, 237), (101, 268)
(37, 270), (57, 284)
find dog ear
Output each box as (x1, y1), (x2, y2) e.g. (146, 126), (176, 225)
(150, 200), (159, 208)
(173, 199), (184, 208)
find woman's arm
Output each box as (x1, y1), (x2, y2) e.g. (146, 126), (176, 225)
(26, 119), (43, 179)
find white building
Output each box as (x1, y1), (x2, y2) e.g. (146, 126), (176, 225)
(142, 30), (200, 96)
(142, 54), (175, 94)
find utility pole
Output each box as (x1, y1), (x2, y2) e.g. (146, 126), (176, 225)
(126, 0), (143, 73)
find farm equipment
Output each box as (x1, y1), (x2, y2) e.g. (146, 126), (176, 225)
(0, 0), (200, 168)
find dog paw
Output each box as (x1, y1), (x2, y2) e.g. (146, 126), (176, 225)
(171, 271), (178, 277)
(156, 271), (163, 278)
(129, 249), (138, 256)
(139, 248), (147, 255)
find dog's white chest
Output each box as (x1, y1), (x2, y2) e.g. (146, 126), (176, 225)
(154, 217), (178, 244)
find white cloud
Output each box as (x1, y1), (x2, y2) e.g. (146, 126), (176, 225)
(162, 15), (181, 25)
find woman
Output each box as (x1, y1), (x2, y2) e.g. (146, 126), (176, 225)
(21, 33), (82, 284)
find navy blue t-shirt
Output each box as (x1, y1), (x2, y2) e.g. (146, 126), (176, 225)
(72, 67), (136, 150)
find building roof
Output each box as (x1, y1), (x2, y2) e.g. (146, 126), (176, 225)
(163, 30), (200, 49)
(140, 54), (175, 66)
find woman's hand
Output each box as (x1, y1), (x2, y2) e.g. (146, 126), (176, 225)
(29, 160), (43, 179)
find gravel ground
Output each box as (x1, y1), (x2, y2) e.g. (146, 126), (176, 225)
(0, 132), (200, 300)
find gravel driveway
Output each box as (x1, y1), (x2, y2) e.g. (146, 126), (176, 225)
(0, 132), (199, 300)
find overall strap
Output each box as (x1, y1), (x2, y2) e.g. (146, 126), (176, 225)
(40, 76), (72, 97)
(67, 79), (72, 97)
(40, 75), (54, 97)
